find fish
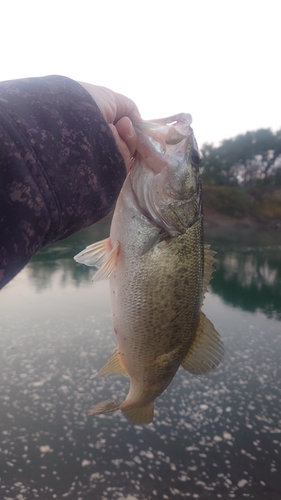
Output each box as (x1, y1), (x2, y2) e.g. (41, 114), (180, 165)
(74, 113), (223, 425)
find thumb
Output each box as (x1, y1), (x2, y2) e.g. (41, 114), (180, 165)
(115, 117), (137, 158)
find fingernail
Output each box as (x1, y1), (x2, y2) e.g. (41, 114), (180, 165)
(127, 120), (135, 138)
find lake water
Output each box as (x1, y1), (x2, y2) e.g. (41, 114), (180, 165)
(1, 221), (281, 500)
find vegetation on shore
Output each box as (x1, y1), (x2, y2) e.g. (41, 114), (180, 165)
(201, 128), (281, 224)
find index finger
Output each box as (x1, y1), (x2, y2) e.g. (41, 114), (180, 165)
(113, 92), (142, 124)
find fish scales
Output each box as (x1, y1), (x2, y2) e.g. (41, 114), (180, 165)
(116, 220), (204, 365)
(118, 222), (204, 399)
(74, 113), (223, 424)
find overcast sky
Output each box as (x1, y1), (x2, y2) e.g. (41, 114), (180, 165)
(1, 0), (280, 146)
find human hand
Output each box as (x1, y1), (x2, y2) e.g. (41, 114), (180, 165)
(78, 82), (141, 171)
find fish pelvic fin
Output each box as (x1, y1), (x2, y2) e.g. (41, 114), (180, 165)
(95, 349), (129, 378)
(87, 400), (121, 416)
(74, 238), (119, 282)
(181, 312), (224, 375)
(121, 402), (154, 425)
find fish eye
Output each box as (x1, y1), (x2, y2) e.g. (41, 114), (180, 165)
(191, 149), (201, 166)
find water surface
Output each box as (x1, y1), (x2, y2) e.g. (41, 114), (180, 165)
(1, 221), (281, 499)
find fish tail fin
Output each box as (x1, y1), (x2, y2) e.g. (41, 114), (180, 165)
(121, 402), (154, 425)
(87, 400), (154, 425)
(87, 400), (121, 416)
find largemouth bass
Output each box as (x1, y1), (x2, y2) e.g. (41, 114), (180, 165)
(74, 113), (223, 424)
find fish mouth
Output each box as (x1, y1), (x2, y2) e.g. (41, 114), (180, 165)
(133, 113), (192, 135)
(132, 113), (193, 175)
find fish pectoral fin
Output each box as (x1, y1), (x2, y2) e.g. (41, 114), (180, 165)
(121, 403), (154, 425)
(74, 238), (112, 266)
(74, 238), (119, 282)
(87, 400), (121, 416)
(141, 230), (166, 255)
(95, 349), (129, 377)
(181, 312), (224, 374)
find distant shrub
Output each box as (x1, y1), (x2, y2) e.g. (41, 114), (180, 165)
(203, 184), (281, 221)
(203, 186), (253, 218)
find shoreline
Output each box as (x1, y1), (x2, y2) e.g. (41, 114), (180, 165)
(203, 208), (281, 230)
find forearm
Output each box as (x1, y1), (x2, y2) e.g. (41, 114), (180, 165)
(0, 75), (126, 288)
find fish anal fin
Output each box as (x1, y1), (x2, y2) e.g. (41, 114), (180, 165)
(74, 238), (119, 282)
(87, 400), (120, 416)
(181, 312), (224, 375)
(96, 349), (129, 377)
(121, 402), (154, 425)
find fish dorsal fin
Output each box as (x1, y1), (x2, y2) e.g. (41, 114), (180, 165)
(181, 312), (224, 374)
(74, 238), (119, 282)
(121, 403), (154, 425)
(202, 245), (216, 304)
(95, 349), (129, 377)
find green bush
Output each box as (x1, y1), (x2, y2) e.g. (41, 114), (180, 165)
(203, 186), (253, 218)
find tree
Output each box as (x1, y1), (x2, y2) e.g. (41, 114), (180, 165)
(201, 128), (281, 186)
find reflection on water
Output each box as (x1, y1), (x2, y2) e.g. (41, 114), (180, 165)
(26, 256), (92, 291)
(26, 221), (281, 321)
(212, 244), (281, 320)
(25, 219), (112, 291)
(1, 221), (281, 500)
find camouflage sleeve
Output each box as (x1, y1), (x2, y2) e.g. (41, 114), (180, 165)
(0, 75), (127, 289)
